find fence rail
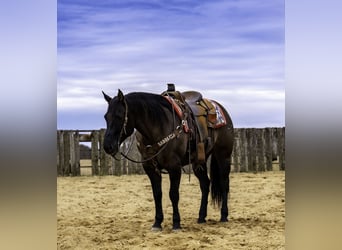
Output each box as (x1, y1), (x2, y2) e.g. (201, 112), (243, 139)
(57, 127), (285, 176)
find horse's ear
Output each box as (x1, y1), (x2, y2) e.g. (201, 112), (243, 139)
(117, 89), (125, 102)
(102, 91), (112, 103)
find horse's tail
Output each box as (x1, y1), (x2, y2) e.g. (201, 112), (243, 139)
(210, 154), (223, 207)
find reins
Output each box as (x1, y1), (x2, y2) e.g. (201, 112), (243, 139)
(115, 126), (183, 164)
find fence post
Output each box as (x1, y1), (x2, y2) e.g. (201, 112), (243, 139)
(121, 142), (126, 175)
(70, 132), (75, 176)
(264, 128), (273, 171)
(62, 131), (71, 176)
(57, 131), (64, 176)
(232, 129), (240, 172)
(239, 129), (247, 172)
(246, 128), (257, 172)
(99, 129), (109, 175)
(114, 154), (122, 176)
(91, 130), (99, 175)
(106, 150), (113, 175)
(278, 127), (285, 170)
(256, 129), (266, 171)
(70, 131), (80, 176)
(73, 131), (80, 176)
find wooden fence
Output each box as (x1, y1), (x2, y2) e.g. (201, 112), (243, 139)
(57, 127), (285, 176)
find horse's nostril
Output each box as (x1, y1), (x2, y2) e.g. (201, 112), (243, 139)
(104, 143), (113, 153)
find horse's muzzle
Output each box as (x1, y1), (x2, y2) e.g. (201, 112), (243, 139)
(103, 141), (118, 156)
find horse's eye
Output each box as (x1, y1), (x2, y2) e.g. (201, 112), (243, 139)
(104, 114), (111, 121)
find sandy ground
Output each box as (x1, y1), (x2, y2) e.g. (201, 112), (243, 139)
(57, 171), (285, 249)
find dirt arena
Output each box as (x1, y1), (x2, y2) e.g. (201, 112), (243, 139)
(57, 171), (285, 249)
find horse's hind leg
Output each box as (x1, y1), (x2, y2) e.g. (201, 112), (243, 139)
(219, 157), (231, 222)
(193, 163), (210, 223)
(168, 169), (182, 230)
(143, 165), (164, 231)
(211, 152), (231, 222)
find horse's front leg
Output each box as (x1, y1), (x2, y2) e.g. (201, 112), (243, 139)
(169, 168), (182, 230)
(143, 165), (163, 231)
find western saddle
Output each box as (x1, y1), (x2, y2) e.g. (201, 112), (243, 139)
(161, 83), (218, 163)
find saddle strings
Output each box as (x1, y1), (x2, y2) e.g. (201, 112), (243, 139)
(178, 94), (192, 182)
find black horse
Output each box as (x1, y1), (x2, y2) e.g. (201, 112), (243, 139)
(102, 89), (234, 231)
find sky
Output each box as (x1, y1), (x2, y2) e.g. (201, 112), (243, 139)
(57, 0), (284, 129)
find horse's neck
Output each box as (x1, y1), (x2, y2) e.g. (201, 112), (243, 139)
(130, 103), (173, 144)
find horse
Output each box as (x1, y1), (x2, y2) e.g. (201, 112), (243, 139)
(102, 88), (234, 231)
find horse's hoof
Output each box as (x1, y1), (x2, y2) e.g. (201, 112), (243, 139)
(151, 226), (162, 232)
(197, 218), (206, 224)
(172, 222), (182, 232)
(172, 228), (182, 232)
(220, 218), (229, 222)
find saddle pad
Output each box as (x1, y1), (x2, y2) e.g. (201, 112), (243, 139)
(163, 96), (183, 118)
(209, 100), (227, 128)
(163, 96), (189, 132)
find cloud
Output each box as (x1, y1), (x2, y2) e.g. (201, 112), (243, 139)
(58, 0), (284, 128)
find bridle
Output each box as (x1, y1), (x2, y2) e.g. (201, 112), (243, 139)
(117, 96), (129, 145)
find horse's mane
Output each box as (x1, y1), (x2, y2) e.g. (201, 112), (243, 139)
(125, 92), (172, 122)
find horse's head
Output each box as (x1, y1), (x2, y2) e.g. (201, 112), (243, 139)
(102, 89), (134, 156)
